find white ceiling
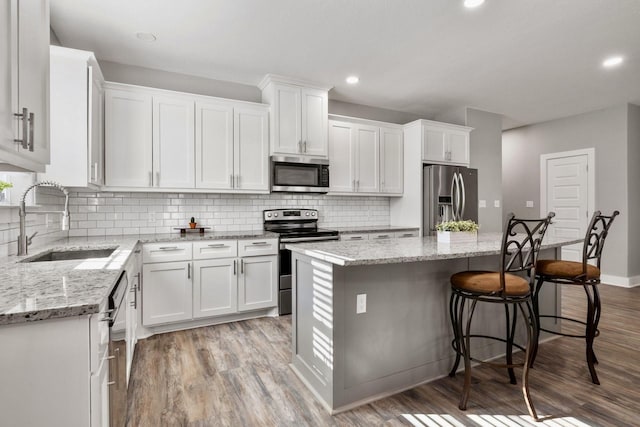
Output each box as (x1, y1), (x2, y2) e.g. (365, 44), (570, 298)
(50, 0), (640, 129)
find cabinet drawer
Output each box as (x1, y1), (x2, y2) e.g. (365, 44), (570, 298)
(395, 230), (419, 238)
(238, 238), (278, 257)
(193, 240), (238, 260)
(370, 232), (394, 240)
(340, 233), (369, 241)
(143, 242), (192, 263)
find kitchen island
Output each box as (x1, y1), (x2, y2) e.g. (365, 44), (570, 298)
(286, 233), (581, 413)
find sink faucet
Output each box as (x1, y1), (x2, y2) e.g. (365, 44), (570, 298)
(18, 181), (70, 256)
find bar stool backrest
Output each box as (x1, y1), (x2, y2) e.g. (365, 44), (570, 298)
(583, 210), (619, 271)
(499, 212), (555, 295)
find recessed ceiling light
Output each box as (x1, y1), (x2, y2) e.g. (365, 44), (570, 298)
(464, 0), (485, 8)
(346, 76), (359, 84)
(136, 32), (157, 42)
(602, 56), (623, 68)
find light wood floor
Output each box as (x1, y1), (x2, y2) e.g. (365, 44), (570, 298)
(126, 285), (640, 426)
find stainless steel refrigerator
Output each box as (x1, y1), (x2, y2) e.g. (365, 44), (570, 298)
(423, 165), (478, 235)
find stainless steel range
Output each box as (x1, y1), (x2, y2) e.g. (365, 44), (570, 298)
(263, 209), (339, 315)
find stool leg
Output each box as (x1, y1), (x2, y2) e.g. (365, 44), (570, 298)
(505, 303), (517, 384)
(519, 301), (539, 421)
(530, 277), (545, 367)
(584, 284), (600, 385)
(449, 292), (462, 377)
(459, 298), (478, 411)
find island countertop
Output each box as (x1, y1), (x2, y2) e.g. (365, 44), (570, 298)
(0, 231), (278, 326)
(286, 232), (582, 266)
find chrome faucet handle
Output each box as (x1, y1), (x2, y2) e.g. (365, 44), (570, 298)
(27, 231), (38, 246)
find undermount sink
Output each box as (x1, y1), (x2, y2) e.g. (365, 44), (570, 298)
(22, 248), (117, 263)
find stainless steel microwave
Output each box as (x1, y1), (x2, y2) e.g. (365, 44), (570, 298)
(270, 156), (330, 193)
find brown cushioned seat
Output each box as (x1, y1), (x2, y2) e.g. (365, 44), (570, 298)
(451, 271), (530, 296)
(536, 259), (600, 280)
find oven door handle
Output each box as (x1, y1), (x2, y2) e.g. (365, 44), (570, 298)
(280, 235), (340, 245)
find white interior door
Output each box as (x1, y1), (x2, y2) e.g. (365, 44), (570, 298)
(542, 152), (591, 261)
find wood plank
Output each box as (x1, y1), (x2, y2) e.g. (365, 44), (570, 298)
(126, 284), (640, 426)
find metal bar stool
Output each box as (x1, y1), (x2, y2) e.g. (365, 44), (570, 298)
(448, 212), (554, 421)
(532, 210), (619, 385)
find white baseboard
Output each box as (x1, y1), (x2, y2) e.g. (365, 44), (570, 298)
(600, 274), (640, 288)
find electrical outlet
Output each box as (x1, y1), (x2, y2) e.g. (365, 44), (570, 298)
(356, 294), (367, 314)
(479, 200), (487, 208)
(494, 200), (500, 208)
(526, 201), (534, 208)
(148, 212), (156, 223)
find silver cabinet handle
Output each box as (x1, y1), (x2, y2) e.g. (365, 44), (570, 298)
(376, 235), (390, 239)
(350, 236), (363, 240)
(149, 171), (153, 187)
(251, 241), (268, 246)
(241, 259), (244, 274)
(236, 175), (240, 188)
(298, 141), (302, 153)
(401, 233), (414, 237)
(187, 262), (191, 279)
(233, 259), (237, 275)
(207, 243), (227, 248)
(14, 107), (28, 149)
(156, 171), (160, 187)
(159, 246), (179, 250)
(303, 141), (307, 152)
(93, 162), (99, 182)
(230, 174), (233, 187)
(28, 112), (35, 151)
(352, 179), (356, 191)
(356, 180), (360, 191)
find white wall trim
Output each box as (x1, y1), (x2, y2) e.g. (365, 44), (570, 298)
(600, 274), (640, 288)
(540, 148), (596, 219)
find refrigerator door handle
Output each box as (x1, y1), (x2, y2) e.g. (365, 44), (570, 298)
(450, 173), (457, 221)
(459, 173), (466, 220)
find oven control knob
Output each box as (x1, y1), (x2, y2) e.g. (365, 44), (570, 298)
(274, 213), (278, 217)
(306, 212), (310, 216)
(267, 213), (272, 218)
(311, 212), (316, 216)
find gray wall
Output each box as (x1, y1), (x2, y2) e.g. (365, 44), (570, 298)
(328, 100), (423, 125)
(502, 105), (630, 278)
(627, 104), (640, 277)
(98, 60), (262, 103)
(466, 108), (503, 232)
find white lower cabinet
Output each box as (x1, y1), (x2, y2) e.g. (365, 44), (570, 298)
(238, 255), (278, 311)
(142, 261), (193, 326)
(193, 258), (238, 318)
(142, 239), (278, 328)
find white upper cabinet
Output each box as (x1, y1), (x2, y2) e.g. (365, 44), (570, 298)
(421, 121), (471, 166)
(105, 87), (153, 187)
(104, 83), (270, 193)
(380, 126), (403, 195)
(328, 117), (403, 196)
(0, 0), (50, 172)
(152, 95), (195, 188)
(42, 46), (104, 187)
(234, 105), (269, 191)
(260, 75), (329, 158)
(195, 102), (234, 189)
(354, 124), (379, 193)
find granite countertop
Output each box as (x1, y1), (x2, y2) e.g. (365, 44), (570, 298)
(335, 225), (419, 234)
(286, 232), (583, 267)
(0, 231), (278, 326)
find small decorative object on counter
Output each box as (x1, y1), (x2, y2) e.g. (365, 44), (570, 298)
(436, 220), (479, 244)
(189, 217), (197, 229)
(0, 180), (13, 203)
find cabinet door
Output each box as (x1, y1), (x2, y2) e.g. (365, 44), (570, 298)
(238, 255), (277, 312)
(105, 89), (152, 187)
(142, 261), (192, 326)
(152, 95), (195, 188)
(422, 128), (447, 162)
(16, 0), (49, 166)
(270, 83), (301, 155)
(328, 120), (355, 193)
(380, 127), (403, 194)
(301, 87), (328, 157)
(90, 358), (109, 427)
(193, 259), (238, 318)
(355, 124), (379, 193)
(88, 65), (103, 186)
(234, 106), (269, 191)
(195, 102), (233, 189)
(448, 131), (470, 164)
(0, 1), (13, 155)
